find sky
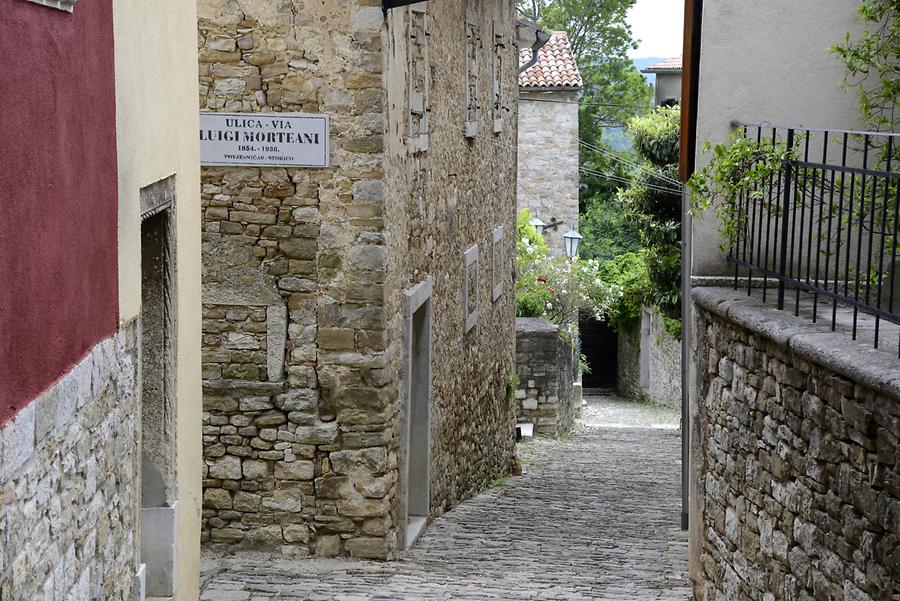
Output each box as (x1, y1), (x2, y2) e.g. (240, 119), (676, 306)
(627, 0), (684, 59)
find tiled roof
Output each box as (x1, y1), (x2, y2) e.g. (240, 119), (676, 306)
(519, 31), (583, 90)
(641, 55), (682, 73)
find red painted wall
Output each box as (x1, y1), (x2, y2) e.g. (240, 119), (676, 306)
(0, 0), (118, 424)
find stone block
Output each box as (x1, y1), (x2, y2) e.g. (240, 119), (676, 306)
(274, 460), (315, 481)
(209, 456), (243, 480)
(262, 490), (303, 513)
(0, 402), (35, 481)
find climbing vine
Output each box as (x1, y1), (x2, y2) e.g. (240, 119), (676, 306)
(831, 0), (899, 132)
(687, 134), (793, 248)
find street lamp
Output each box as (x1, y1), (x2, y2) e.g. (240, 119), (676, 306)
(529, 216), (546, 235)
(563, 229), (583, 259)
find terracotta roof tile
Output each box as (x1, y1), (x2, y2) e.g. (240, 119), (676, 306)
(641, 55), (682, 73)
(519, 31), (583, 90)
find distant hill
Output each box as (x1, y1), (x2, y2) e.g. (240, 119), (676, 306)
(632, 56), (667, 87)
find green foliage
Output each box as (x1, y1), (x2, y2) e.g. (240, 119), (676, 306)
(515, 209), (622, 337)
(628, 107), (681, 167)
(597, 252), (649, 331)
(579, 195), (642, 263)
(614, 108), (683, 334)
(687, 134), (792, 247)
(831, 0), (899, 131)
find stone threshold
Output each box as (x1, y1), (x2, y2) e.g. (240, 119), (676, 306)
(692, 286), (900, 400)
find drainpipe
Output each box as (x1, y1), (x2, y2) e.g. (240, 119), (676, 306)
(680, 0), (703, 532)
(516, 17), (551, 74)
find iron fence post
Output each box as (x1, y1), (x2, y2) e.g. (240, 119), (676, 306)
(777, 128), (795, 310)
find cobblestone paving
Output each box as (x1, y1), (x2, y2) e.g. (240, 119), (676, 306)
(200, 392), (691, 600)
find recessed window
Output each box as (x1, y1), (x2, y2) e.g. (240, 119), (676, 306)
(491, 226), (504, 301)
(463, 244), (479, 332)
(464, 21), (480, 138)
(408, 3), (430, 153)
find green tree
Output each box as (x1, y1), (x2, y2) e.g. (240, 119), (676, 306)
(618, 108), (683, 337)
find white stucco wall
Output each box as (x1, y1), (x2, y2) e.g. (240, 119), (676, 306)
(691, 0), (865, 276)
(113, 0), (202, 598)
(517, 90), (580, 256)
(655, 72), (681, 107)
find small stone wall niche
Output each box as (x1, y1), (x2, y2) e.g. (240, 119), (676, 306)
(692, 289), (899, 601)
(0, 322), (140, 600)
(514, 317), (576, 436)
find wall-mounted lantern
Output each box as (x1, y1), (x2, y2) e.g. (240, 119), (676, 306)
(563, 229), (583, 259)
(529, 216), (546, 235)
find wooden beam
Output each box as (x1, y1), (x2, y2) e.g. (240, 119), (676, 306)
(679, 0), (703, 182)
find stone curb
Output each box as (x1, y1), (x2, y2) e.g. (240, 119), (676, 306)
(692, 287), (900, 401)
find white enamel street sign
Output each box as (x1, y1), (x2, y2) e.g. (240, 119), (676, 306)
(200, 112), (330, 167)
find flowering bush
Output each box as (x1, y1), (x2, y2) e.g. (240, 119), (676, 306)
(515, 209), (622, 337)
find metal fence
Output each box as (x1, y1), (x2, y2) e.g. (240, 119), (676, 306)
(727, 123), (900, 356)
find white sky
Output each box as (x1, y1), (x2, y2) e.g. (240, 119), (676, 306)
(627, 0), (684, 58)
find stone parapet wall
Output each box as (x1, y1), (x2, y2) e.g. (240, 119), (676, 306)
(515, 318), (576, 436)
(691, 288), (899, 600)
(0, 322), (140, 601)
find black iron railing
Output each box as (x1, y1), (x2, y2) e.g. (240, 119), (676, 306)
(727, 123), (900, 356)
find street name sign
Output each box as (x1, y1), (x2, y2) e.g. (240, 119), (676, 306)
(200, 112), (330, 167)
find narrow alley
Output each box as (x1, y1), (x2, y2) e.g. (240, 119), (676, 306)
(200, 393), (690, 600)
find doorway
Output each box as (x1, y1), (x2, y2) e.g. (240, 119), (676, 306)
(400, 277), (432, 549)
(139, 178), (177, 597)
(578, 314), (617, 388)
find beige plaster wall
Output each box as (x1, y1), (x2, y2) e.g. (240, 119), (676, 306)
(113, 0), (203, 597)
(691, 0), (865, 276)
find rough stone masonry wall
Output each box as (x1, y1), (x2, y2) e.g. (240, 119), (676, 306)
(514, 318), (576, 436)
(198, 0), (393, 557)
(0, 322), (140, 601)
(517, 90), (580, 257)
(616, 306), (681, 409)
(693, 301), (899, 600)
(383, 0), (519, 518)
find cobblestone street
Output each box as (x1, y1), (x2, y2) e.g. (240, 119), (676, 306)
(200, 392), (691, 600)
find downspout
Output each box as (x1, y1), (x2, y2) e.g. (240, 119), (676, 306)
(679, 0), (703, 534)
(516, 18), (551, 74)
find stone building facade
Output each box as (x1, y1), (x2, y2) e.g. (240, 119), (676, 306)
(517, 31), (582, 256)
(514, 318), (577, 436)
(1, 0), (202, 600)
(199, 0), (521, 558)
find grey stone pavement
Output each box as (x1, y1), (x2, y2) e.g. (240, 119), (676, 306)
(200, 391), (691, 600)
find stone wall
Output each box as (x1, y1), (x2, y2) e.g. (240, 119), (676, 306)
(616, 306), (682, 409)
(199, 0), (519, 558)
(0, 322), (140, 601)
(617, 325), (641, 399)
(517, 90), (580, 257)
(691, 289), (899, 600)
(515, 318), (576, 436)
(645, 309), (681, 410)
